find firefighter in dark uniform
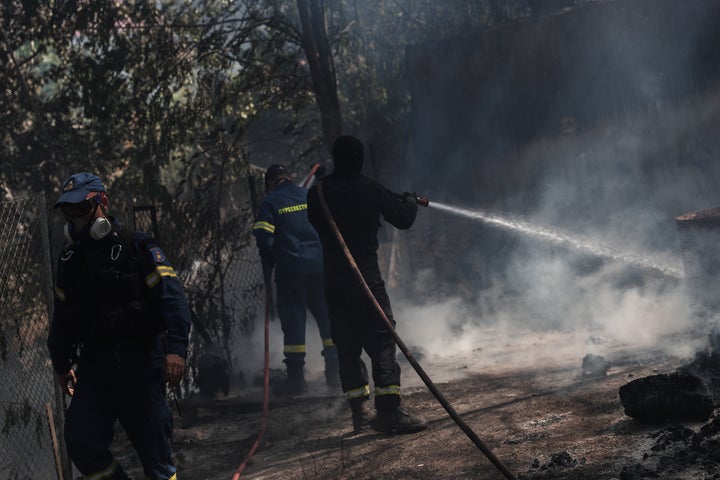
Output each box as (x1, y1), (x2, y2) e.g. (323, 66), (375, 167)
(252, 164), (339, 395)
(47, 172), (191, 480)
(307, 135), (427, 434)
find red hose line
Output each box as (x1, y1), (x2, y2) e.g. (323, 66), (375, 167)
(301, 163), (322, 188)
(232, 164), (319, 479)
(232, 267), (272, 480)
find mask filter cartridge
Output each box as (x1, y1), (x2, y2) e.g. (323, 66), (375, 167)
(90, 217), (112, 240)
(64, 216), (112, 242)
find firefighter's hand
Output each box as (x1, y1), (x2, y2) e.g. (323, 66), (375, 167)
(165, 354), (185, 386)
(402, 192), (418, 203)
(55, 369), (77, 397)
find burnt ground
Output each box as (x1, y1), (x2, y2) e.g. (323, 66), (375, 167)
(111, 330), (720, 480)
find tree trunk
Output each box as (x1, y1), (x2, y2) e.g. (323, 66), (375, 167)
(296, 0), (343, 153)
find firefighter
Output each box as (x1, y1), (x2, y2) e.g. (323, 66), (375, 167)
(306, 135), (427, 434)
(252, 164), (339, 395)
(47, 172), (191, 480)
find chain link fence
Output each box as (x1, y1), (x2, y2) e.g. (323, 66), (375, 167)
(131, 175), (267, 397)
(0, 179), (267, 479)
(0, 195), (64, 480)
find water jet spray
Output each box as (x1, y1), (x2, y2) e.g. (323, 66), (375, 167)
(429, 201), (683, 279)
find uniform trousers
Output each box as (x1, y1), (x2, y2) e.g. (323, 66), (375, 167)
(65, 340), (175, 480)
(275, 272), (337, 367)
(324, 278), (402, 411)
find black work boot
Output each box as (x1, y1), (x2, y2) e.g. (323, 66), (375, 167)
(371, 407), (427, 434)
(349, 397), (376, 434)
(107, 466), (131, 480)
(99, 460), (131, 480)
(272, 363), (307, 396)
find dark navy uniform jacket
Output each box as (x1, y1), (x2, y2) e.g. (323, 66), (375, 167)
(252, 181), (323, 279)
(307, 171), (417, 283)
(47, 219), (191, 377)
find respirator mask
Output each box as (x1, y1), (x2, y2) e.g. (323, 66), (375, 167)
(61, 193), (112, 242)
(64, 217), (112, 242)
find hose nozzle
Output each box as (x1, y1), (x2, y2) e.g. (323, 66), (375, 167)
(414, 195), (429, 207)
(396, 191), (429, 207)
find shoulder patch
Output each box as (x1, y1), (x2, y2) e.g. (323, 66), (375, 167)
(150, 247), (166, 264)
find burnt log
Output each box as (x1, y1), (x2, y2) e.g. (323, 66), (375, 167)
(618, 373), (713, 423)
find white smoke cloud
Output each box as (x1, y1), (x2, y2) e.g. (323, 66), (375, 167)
(389, 90), (720, 382)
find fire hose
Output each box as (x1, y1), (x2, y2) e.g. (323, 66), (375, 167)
(316, 182), (518, 480)
(301, 162), (322, 188)
(231, 266), (272, 480)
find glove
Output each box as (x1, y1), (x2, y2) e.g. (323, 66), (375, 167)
(55, 369), (77, 396)
(402, 192), (418, 204)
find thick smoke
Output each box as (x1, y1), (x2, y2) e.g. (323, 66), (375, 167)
(392, 89), (720, 381)
(390, 2), (720, 380)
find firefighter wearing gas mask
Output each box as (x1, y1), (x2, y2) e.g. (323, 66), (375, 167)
(47, 172), (191, 480)
(252, 164), (340, 396)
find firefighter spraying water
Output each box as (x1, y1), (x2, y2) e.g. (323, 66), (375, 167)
(307, 135), (517, 479)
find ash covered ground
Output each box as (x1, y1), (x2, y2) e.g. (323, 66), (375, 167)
(110, 328), (720, 480)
